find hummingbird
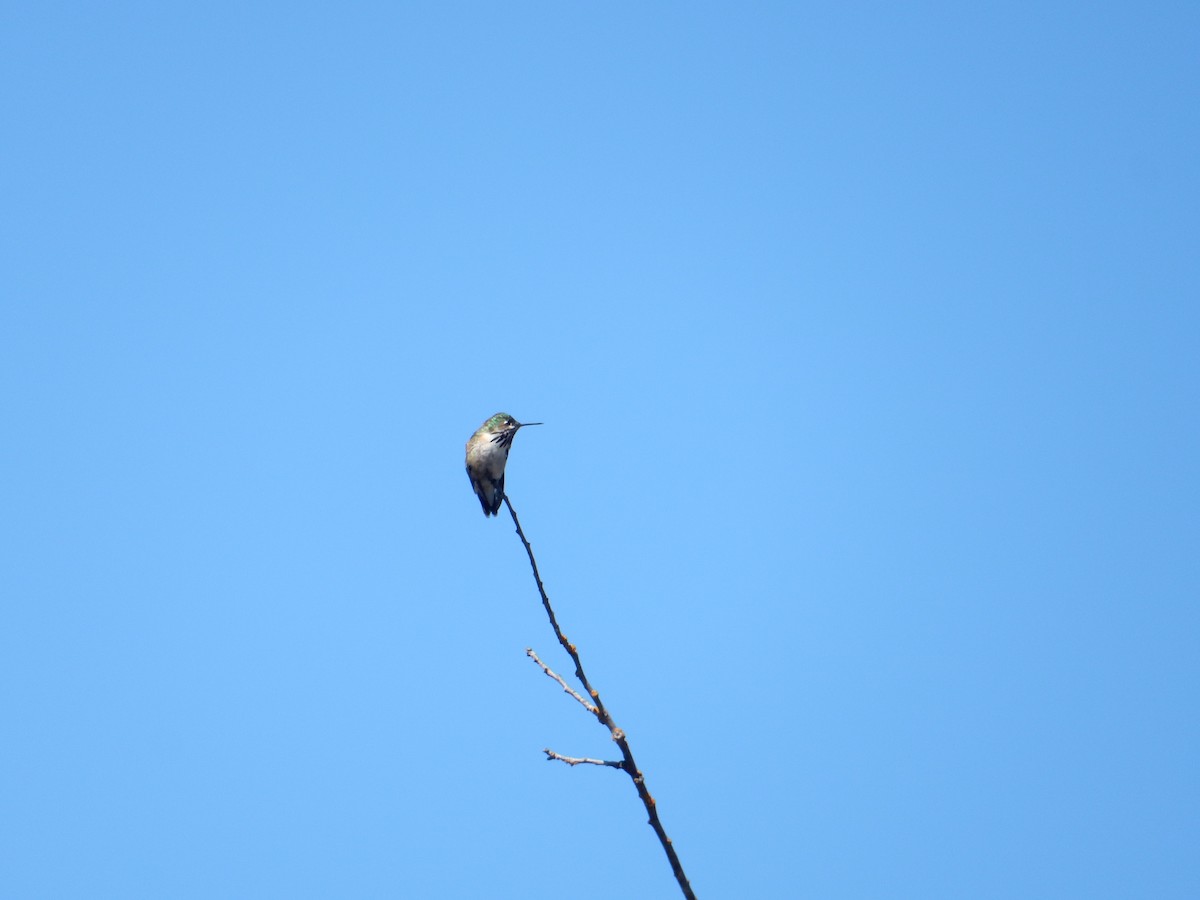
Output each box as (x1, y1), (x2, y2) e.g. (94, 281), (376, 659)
(465, 412), (542, 516)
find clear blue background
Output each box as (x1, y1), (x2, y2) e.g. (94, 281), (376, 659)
(3, 3), (1197, 897)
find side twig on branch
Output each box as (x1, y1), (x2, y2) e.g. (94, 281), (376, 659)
(526, 648), (597, 714)
(543, 749), (624, 768)
(503, 494), (696, 900)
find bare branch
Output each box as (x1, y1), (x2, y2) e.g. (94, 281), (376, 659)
(504, 494), (696, 900)
(526, 648), (597, 714)
(544, 748), (623, 768)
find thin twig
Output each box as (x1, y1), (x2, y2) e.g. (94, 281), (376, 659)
(544, 749), (623, 768)
(526, 647), (597, 714)
(503, 494), (696, 900)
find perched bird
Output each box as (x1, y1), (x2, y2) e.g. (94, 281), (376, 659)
(464, 412), (542, 516)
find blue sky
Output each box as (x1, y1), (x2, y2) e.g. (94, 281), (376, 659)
(3, 3), (1198, 897)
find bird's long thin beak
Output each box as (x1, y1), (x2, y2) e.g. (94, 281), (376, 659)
(519, 422), (543, 427)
